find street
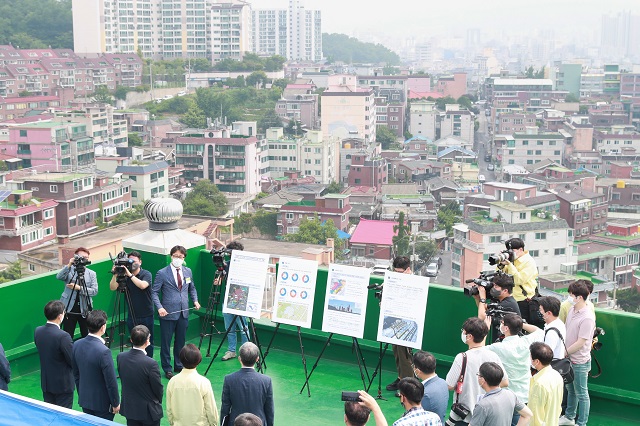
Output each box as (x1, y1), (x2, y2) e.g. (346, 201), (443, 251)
(474, 110), (497, 182)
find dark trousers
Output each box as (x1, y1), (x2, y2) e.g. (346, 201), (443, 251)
(159, 316), (188, 373)
(83, 407), (114, 421)
(63, 302), (89, 340)
(392, 344), (413, 379)
(43, 391), (73, 409)
(128, 314), (155, 357)
(126, 419), (161, 426)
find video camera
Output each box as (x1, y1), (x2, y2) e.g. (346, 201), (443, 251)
(464, 270), (498, 297)
(110, 251), (133, 289)
(73, 253), (91, 274)
(367, 283), (384, 300)
(592, 327), (605, 351)
(488, 249), (515, 266)
(485, 302), (514, 320)
(210, 246), (232, 268)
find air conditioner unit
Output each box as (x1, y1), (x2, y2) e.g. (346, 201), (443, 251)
(214, 152), (220, 156)
(218, 175), (224, 180)
(196, 151), (203, 156)
(197, 165), (203, 170)
(193, 177), (199, 181)
(219, 165), (225, 169)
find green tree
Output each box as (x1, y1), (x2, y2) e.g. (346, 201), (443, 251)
(579, 105), (589, 115)
(392, 212), (410, 257)
(258, 109), (283, 133)
(0, 0), (73, 48)
(181, 104), (206, 128)
(414, 239), (438, 264)
(611, 288), (640, 313)
(437, 201), (461, 237)
(247, 70), (269, 88)
(433, 96), (457, 110)
(565, 93), (579, 103)
(0, 261), (22, 284)
(325, 181), (343, 194)
(91, 85), (113, 105)
(322, 33), (400, 65)
(272, 78), (289, 91)
(376, 125), (397, 149)
(115, 86), (131, 101)
(109, 204), (145, 226)
(253, 210), (278, 236)
(128, 133), (143, 147)
(285, 215), (342, 246)
(183, 180), (228, 217)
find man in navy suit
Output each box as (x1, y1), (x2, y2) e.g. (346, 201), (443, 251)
(412, 351), (449, 423)
(117, 325), (163, 426)
(72, 310), (120, 420)
(221, 342), (274, 426)
(152, 245), (200, 379)
(34, 300), (75, 409)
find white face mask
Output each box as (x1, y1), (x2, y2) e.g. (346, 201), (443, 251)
(171, 257), (184, 268)
(461, 332), (468, 344)
(567, 295), (576, 306)
(499, 325), (507, 335)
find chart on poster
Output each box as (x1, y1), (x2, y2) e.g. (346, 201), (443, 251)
(376, 271), (429, 349)
(321, 263), (370, 339)
(223, 250), (271, 319)
(272, 256), (319, 328)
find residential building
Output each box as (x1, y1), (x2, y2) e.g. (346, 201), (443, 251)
(621, 73), (640, 98)
(321, 85), (377, 143)
(402, 135), (437, 159)
(484, 77), (553, 102)
(347, 153), (387, 191)
(440, 105), (474, 144)
(497, 113), (536, 135)
(53, 104), (128, 147)
(499, 129), (564, 167)
(0, 96), (61, 120)
(349, 218), (397, 261)
(0, 190), (58, 252)
(452, 201), (575, 288)
(580, 72), (604, 98)
(554, 187), (608, 238)
(601, 11), (640, 61)
(409, 101), (438, 140)
(278, 193), (351, 236)
(594, 127), (640, 154)
(549, 62), (582, 98)
(576, 241), (638, 288)
(435, 73), (467, 99)
(275, 87), (320, 130)
(96, 158), (170, 204)
(298, 130), (339, 184)
(265, 128), (299, 177)
(211, 0), (253, 62)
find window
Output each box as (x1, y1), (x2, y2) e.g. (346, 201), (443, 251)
(285, 212), (294, 220)
(44, 209), (54, 219)
(28, 263), (36, 272)
(489, 236), (501, 243)
(19, 129), (27, 137)
(554, 248), (565, 255)
(44, 227), (53, 236)
(519, 213), (526, 219)
(50, 185), (58, 193)
(535, 232), (546, 240)
(131, 190), (138, 198)
(529, 250), (539, 257)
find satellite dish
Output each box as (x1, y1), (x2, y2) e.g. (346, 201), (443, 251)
(186, 182), (192, 187)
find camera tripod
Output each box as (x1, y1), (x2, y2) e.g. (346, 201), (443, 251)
(198, 264), (226, 356)
(107, 273), (137, 352)
(63, 264), (93, 338)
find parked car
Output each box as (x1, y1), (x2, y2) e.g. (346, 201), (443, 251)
(163, 94), (174, 100)
(177, 90), (187, 97)
(484, 154), (492, 162)
(487, 164), (495, 171)
(478, 174), (486, 183)
(425, 263), (439, 277)
(430, 256), (443, 268)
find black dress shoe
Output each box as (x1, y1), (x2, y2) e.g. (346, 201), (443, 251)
(165, 371), (174, 379)
(386, 378), (400, 391)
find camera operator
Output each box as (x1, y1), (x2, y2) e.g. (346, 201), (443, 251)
(385, 256), (414, 396)
(474, 273), (521, 342)
(496, 238), (541, 327)
(222, 240), (251, 362)
(56, 247), (98, 339)
(109, 251), (154, 357)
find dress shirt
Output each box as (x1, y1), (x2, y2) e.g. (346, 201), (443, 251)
(167, 369), (218, 426)
(528, 365), (564, 426)
(393, 406), (442, 426)
(543, 318), (567, 359)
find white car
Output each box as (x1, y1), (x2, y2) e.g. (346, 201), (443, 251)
(425, 263), (439, 277)
(487, 164), (495, 171)
(478, 174), (486, 183)
(163, 94), (174, 100)
(177, 91), (187, 97)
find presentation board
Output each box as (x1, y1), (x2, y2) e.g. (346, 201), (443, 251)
(223, 250), (270, 319)
(272, 256), (319, 328)
(321, 263), (370, 339)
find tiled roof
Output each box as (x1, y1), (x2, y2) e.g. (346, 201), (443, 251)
(517, 194), (558, 207)
(349, 218), (397, 245)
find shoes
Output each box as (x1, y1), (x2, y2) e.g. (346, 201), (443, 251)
(558, 416), (575, 426)
(386, 378), (400, 391)
(222, 351), (236, 361)
(165, 371), (174, 379)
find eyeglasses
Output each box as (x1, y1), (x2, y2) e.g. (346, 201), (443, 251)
(476, 373), (483, 378)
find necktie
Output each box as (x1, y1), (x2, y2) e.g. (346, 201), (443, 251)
(176, 268), (183, 291)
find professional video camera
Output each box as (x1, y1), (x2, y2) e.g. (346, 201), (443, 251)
(592, 327), (605, 351)
(464, 270), (498, 297)
(110, 251), (133, 289)
(210, 246), (232, 268)
(485, 302), (514, 320)
(73, 253), (92, 273)
(367, 283), (384, 300)
(488, 249), (515, 266)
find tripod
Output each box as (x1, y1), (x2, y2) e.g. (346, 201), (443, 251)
(204, 314), (258, 375)
(367, 342), (390, 399)
(63, 264), (93, 338)
(198, 265), (226, 356)
(262, 323), (311, 396)
(107, 273), (137, 352)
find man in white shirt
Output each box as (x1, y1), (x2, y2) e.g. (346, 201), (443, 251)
(523, 296), (566, 359)
(486, 313), (543, 425)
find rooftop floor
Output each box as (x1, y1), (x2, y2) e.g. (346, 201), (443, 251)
(7, 336), (639, 426)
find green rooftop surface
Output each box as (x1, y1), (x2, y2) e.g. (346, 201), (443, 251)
(286, 201), (316, 206)
(6, 335), (634, 426)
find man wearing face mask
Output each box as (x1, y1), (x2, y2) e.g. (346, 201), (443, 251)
(109, 251), (155, 357)
(152, 245), (201, 379)
(475, 273), (521, 342)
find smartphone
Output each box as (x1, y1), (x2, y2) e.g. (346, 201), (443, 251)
(341, 391), (360, 402)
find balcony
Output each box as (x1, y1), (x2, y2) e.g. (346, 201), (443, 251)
(460, 237), (484, 251)
(16, 221), (43, 236)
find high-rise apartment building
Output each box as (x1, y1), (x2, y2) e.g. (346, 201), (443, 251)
(601, 11), (640, 61)
(252, 0), (322, 62)
(211, 1), (253, 62)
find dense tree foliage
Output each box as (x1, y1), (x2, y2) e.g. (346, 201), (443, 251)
(323, 33), (400, 65)
(284, 215), (343, 247)
(109, 204), (145, 226)
(182, 179), (228, 217)
(0, 0), (73, 48)
(128, 133), (143, 147)
(0, 261), (22, 284)
(437, 201), (462, 237)
(392, 212), (410, 257)
(234, 210), (278, 237)
(325, 181), (343, 194)
(213, 54), (286, 72)
(610, 288), (640, 313)
(376, 125), (398, 149)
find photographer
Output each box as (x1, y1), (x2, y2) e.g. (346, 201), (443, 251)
(496, 238), (541, 327)
(222, 240), (251, 362)
(385, 256), (414, 396)
(109, 251), (154, 357)
(474, 273), (520, 342)
(56, 247), (98, 339)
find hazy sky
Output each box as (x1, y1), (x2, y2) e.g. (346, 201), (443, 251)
(259, 0), (640, 40)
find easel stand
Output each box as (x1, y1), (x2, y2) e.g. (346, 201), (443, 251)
(367, 342), (390, 399)
(204, 315), (264, 375)
(198, 267), (226, 356)
(262, 323), (311, 397)
(299, 333), (370, 396)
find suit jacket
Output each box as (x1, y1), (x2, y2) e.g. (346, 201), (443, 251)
(152, 265), (198, 320)
(34, 323), (74, 394)
(56, 265), (99, 316)
(0, 343), (10, 391)
(117, 348), (163, 422)
(421, 375), (450, 423)
(72, 335), (119, 412)
(221, 368), (274, 426)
